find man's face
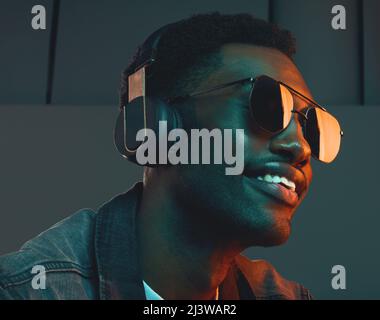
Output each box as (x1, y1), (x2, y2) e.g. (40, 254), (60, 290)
(166, 44), (313, 247)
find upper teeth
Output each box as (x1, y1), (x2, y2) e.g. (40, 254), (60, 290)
(257, 174), (296, 192)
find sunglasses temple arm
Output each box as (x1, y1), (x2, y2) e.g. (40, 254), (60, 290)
(166, 77), (253, 104)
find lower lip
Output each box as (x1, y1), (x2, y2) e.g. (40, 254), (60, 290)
(244, 176), (299, 207)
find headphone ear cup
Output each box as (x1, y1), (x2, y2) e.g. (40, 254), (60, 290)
(145, 97), (182, 132)
(114, 108), (128, 157)
(114, 97), (183, 164)
(114, 96), (146, 162)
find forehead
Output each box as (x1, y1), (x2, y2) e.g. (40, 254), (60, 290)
(206, 43), (313, 101)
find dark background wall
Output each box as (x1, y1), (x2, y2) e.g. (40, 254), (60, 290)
(0, 0), (379, 299)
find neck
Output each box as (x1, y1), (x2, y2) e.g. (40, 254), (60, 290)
(137, 178), (243, 300)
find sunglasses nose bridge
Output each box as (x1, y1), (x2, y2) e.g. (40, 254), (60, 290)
(290, 110), (310, 139)
(290, 110), (311, 151)
(291, 109), (308, 121)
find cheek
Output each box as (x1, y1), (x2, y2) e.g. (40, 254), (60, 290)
(196, 105), (272, 168)
(245, 132), (268, 157)
(307, 165), (313, 183)
(301, 164), (313, 198)
(244, 124), (273, 165)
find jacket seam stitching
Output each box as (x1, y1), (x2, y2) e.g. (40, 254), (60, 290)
(95, 209), (107, 300)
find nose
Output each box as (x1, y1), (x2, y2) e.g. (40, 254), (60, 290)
(269, 116), (311, 166)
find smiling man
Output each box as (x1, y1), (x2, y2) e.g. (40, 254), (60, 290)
(0, 12), (342, 300)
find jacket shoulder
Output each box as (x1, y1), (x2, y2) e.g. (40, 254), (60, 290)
(235, 255), (313, 300)
(0, 209), (98, 299)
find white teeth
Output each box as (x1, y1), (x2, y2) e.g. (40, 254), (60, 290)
(288, 181), (296, 191)
(264, 174), (273, 183)
(273, 176), (281, 184)
(256, 174), (296, 192)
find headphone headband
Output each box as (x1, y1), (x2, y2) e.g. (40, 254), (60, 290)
(126, 23), (174, 77)
(114, 22), (182, 164)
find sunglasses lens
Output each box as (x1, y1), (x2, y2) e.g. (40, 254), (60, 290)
(279, 83), (294, 128)
(250, 76), (293, 132)
(305, 108), (342, 163)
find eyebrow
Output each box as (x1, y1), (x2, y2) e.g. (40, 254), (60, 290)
(166, 77), (252, 104)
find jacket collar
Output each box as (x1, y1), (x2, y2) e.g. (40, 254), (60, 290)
(94, 182), (256, 300)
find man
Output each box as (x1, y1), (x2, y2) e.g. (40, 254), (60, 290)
(0, 12), (342, 300)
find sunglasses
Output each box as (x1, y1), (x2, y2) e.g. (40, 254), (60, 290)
(167, 75), (343, 163)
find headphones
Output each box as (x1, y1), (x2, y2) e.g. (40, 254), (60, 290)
(114, 24), (183, 165)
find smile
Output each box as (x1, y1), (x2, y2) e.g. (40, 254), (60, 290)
(257, 175), (296, 192)
(245, 175), (299, 207)
(243, 162), (307, 207)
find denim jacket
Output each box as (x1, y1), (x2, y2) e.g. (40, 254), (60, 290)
(0, 182), (312, 300)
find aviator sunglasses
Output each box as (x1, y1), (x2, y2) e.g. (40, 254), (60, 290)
(168, 75), (343, 163)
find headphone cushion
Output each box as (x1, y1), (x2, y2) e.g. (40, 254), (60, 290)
(145, 97), (182, 132)
(114, 97), (182, 162)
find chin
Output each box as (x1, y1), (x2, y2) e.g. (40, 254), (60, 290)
(239, 212), (293, 248)
(257, 219), (292, 247)
(259, 231), (290, 247)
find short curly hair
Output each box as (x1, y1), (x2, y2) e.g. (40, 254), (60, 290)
(120, 12), (296, 108)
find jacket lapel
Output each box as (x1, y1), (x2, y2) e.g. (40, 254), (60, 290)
(95, 182), (146, 300)
(219, 256), (257, 300)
